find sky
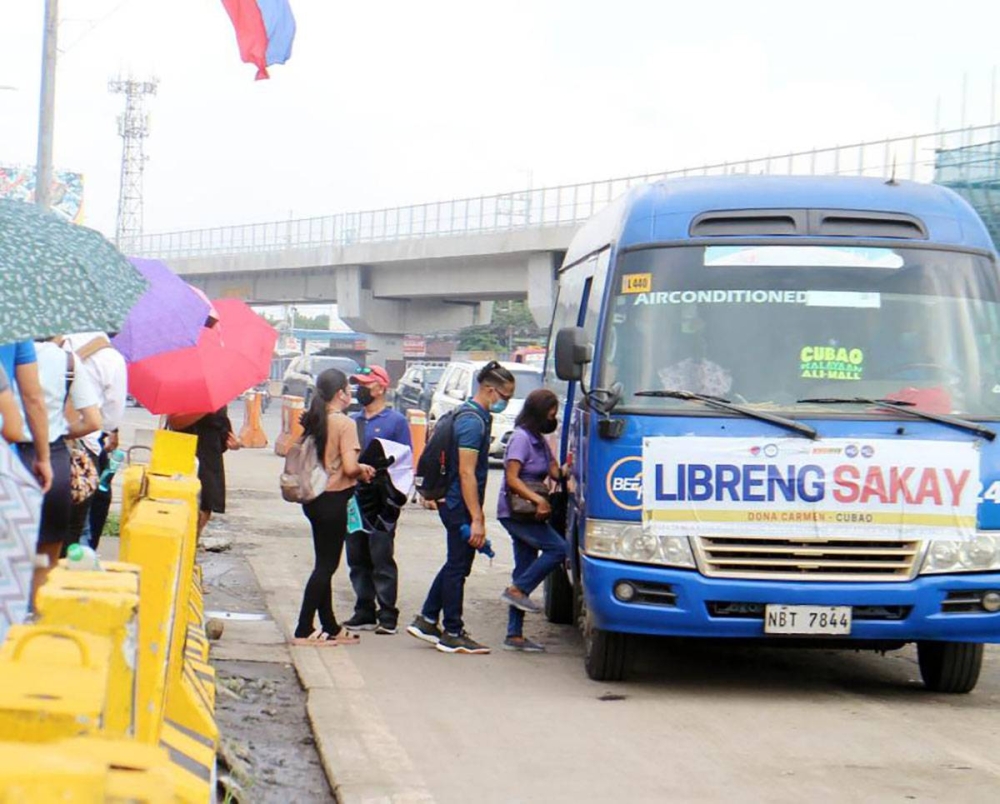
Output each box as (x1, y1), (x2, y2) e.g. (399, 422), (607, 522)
(2, 0), (1000, 241)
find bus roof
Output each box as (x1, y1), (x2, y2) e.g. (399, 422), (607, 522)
(564, 175), (995, 266)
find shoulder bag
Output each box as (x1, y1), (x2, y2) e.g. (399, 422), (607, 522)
(64, 352), (99, 504)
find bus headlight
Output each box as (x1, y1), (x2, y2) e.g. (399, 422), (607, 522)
(921, 535), (1000, 574)
(584, 520), (695, 569)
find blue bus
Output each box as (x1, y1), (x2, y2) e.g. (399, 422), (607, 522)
(543, 175), (1000, 691)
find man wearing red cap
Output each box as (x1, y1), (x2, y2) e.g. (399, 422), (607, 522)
(344, 365), (411, 634)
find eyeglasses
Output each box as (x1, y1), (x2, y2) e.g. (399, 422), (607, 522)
(493, 386), (513, 402)
(356, 367), (374, 375)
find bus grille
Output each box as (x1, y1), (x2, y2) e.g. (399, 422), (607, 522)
(694, 535), (921, 581)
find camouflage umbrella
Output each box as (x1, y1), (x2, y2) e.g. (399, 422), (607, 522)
(0, 199), (148, 343)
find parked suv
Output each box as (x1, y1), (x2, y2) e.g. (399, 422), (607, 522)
(428, 361), (543, 459)
(281, 355), (361, 407)
(394, 364), (446, 414)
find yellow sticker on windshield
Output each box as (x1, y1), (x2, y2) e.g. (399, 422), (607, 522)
(622, 273), (652, 294)
(800, 346), (865, 381)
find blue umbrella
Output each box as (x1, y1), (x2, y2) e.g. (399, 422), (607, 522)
(111, 258), (211, 363)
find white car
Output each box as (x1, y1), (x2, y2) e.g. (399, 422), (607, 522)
(428, 360), (544, 459)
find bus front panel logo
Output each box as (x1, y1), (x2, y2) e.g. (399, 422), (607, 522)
(607, 456), (643, 511)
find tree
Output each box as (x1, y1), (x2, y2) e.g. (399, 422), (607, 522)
(455, 300), (545, 352)
(457, 325), (504, 352)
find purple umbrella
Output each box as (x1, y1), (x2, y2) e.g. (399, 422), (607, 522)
(111, 258), (211, 363)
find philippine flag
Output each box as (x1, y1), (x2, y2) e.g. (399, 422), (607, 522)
(222, 0), (297, 81)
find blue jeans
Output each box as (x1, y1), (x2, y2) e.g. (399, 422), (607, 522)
(420, 506), (476, 635)
(499, 518), (568, 637)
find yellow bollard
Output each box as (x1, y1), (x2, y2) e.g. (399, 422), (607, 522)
(274, 394), (304, 456)
(238, 390), (268, 448)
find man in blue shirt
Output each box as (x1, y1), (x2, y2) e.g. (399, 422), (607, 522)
(407, 361), (516, 654)
(0, 341), (53, 492)
(345, 366), (412, 634)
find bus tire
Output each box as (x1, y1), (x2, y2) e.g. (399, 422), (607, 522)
(917, 641), (984, 694)
(582, 602), (627, 681)
(544, 564), (574, 625)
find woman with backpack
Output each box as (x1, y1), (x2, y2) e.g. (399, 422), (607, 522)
(496, 388), (568, 652)
(293, 368), (376, 645)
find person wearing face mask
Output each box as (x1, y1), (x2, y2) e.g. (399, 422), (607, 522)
(291, 368), (376, 645)
(343, 365), (411, 635)
(407, 360), (516, 654)
(496, 389), (568, 652)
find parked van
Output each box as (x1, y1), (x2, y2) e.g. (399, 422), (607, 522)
(428, 360), (543, 456)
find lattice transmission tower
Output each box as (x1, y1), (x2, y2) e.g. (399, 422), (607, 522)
(109, 76), (157, 250)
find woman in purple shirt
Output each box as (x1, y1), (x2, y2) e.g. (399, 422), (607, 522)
(497, 388), (568, 652)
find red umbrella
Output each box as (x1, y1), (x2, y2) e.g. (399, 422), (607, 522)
(127, 298), (277, 415)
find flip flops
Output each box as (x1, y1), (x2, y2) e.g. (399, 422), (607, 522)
(290, 628), (361, 647)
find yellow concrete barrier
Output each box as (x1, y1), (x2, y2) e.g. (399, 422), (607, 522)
(36, 565), (140, 737)
(0, 427), (219, 802)
(0, 626), (111, 742)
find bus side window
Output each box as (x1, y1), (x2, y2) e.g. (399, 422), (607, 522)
(545, 258), (594, 403)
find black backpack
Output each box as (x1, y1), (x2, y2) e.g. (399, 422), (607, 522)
(415, 406), (486, 501)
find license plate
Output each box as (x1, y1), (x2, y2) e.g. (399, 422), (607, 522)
(764, 605), (852, 636)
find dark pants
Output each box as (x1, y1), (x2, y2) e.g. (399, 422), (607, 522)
(346, 525), (399, 627)
(499, 518), (568, 637)
(420, 506), (476, 636)
(84, 447), (112, 550)
(295, 488), (352, 638)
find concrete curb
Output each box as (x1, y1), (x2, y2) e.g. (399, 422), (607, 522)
(246, 549), (435, 803)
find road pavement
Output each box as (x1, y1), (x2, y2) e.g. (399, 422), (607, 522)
(121, 405), (1000, 803)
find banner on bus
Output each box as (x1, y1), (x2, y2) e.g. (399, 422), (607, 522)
(641, 436), (979, 540)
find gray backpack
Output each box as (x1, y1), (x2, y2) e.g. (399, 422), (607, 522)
(280, 435), (328, 503)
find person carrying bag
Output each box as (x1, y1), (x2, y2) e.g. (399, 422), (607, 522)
(496, 388), (569, 652)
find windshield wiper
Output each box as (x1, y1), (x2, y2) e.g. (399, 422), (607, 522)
(796, 397), (997, 442)
(636, 389), (818, 440)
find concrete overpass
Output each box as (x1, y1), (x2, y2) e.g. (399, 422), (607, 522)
(137, 123), (1000, 363)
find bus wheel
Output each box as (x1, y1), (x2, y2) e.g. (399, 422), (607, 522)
(544, 564), (574, 625)
(581, 596), (627, 681)
(917, 641), (984, 694)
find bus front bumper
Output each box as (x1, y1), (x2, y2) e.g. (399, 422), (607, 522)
(581, 555), (1000, 643)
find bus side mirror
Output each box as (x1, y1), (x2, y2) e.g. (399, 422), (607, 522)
(555, 327), (593, 381)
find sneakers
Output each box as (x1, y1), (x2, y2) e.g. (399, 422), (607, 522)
(375, 622), (398, 635)
(405, 615), (442, 645)
(503, 635), (546, 652)
(500, 587), (543, 614)
(343, 614), (378, 632)
(436, 631), (491, 654)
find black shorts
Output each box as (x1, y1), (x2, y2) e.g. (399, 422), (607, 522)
(18, 438), (72, 547)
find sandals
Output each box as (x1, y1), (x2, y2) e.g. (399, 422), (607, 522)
(290, 628), (361, 647)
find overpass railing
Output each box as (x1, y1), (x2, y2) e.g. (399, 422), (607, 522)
(133, 123), (1000, 259)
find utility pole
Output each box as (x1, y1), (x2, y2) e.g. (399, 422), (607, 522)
(35, 0), (59, 210)
(109, 76), (157, 252)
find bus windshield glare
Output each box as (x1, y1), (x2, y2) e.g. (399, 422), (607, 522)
(603, 245), (1000, 417)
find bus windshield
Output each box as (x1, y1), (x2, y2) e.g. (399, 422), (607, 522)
(602, 245), (1000, 418)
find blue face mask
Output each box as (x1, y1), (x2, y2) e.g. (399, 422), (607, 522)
(489, 399), (508, 414)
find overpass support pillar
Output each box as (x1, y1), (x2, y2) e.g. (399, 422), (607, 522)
(527, 252), (562, 327)
(337, 266), (484, 335)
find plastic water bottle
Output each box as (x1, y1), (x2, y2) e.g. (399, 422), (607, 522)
(66, 543), (101, 571)
(459, 524), (495, 561)
(98, 448), (126, 493)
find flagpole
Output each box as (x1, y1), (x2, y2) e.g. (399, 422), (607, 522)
(35, 0), (59, 210)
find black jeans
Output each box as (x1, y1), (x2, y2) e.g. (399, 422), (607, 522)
(346, 524), (399, 627)
(295, 488), (352, 638)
